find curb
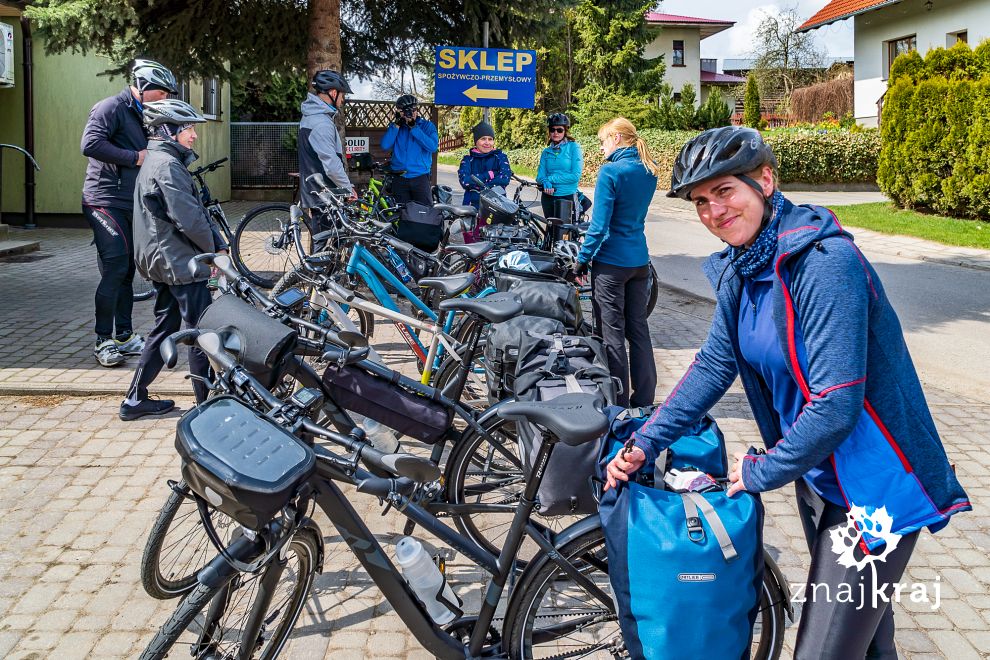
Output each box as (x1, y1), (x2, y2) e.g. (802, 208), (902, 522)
(0, 383), (191, 398)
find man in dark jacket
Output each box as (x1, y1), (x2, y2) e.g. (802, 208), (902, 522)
(298, 69), (356, 210)
(120, 100), (227, 421)
(81, 59), (177, 368)
(380, 94), (439, 206)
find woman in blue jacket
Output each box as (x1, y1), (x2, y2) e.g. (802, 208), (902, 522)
(457, 121), (512, 208)
(536, 113), (585, 222)
(605, 127), (970, 659)
(573, 117), (661, 407)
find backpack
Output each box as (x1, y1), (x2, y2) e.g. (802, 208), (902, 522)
(512, 332), (616, 515)
(597, 410), (764, 659)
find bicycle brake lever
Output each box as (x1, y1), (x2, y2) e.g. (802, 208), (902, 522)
(185, 373), (222, 392)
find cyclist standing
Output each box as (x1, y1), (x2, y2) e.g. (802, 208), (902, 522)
(120, 100), (228, 421)
(536, 113), (587, 223)
(457, 121), (512, 209)
(298, 69), (356, 209)
(81, 59), (177, 367)
(573, 117), (660, 408)
(380, 94), (439, 206)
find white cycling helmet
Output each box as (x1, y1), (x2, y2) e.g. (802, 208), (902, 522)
(553, 240), (581, 265)
(497, 250), (538, 273)
(132, 59), (178, 94)
(143, 99), (206, 128)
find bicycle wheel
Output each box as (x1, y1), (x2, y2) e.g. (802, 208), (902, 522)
(140, 528), (320, 660)
(505, 524), (787, 660)
(133, 276), (156, 302)
(444, 414), (583, 567)
(232, 203), (302, 289)
(141, 481), (236, 600)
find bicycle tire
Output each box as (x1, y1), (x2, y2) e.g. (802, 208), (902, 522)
(231, 203), (300, 289)
(140, 481), (235, 600)
(444, 413), (583, 568)
(140, 529), (319, 660)
(133, 276), (156, 302)
(504, 524), (786, 660)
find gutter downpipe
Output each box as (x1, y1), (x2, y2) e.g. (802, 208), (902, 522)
(20, 15), (35, 228)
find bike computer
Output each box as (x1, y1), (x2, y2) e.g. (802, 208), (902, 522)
(274, 287), (307, 308)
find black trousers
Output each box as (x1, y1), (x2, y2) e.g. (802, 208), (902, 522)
(391, 173), (433, 207)
(793, 479), (919, 659)
(82, 204), (135, 339)
(126, 281), (212, 403)
(590, 261), (656, 408)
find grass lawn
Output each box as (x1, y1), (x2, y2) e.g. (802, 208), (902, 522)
(830, 202), (990, 250)
(437, 154), (538, 179)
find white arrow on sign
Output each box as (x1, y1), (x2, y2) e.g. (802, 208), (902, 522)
(463, 85), (510, 102)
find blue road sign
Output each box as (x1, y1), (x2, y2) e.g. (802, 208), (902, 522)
(434, 46), (537, 109)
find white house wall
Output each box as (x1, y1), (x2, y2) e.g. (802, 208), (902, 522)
(644, 27), (702, 96)
(853, 0), (990, 125)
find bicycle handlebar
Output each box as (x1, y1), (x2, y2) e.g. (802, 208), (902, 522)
(190, 157), (228, 178)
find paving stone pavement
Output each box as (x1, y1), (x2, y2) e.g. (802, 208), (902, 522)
(1, 211), (988, 658)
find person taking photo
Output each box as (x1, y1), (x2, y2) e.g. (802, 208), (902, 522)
(380, 94), (439, 206)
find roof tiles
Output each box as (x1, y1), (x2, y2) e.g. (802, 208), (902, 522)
(797, 0), (902, 31)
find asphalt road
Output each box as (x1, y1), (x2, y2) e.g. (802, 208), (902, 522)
(437, 165), (990, 401)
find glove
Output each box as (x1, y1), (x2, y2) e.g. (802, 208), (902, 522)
(572, 261), (589, 277)
(394, 111), (404, 126)
(405, 117), (416, 128)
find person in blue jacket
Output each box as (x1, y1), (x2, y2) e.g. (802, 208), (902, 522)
(573, 117), (661, 408)
(536, 113), (586, 223)
(604, 126), (971, 659)
(380, 94), (439, 206)
(457, 121), (512, 209)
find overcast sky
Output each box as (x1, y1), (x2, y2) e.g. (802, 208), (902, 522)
(354, 0), (855, 98)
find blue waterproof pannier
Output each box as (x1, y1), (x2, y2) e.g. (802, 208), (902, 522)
(597, 407), (764, 659)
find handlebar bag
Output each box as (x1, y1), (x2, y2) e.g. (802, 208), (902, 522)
(197, 294), (297, 388)
(597, 467), (763, 659)
(321, 363), (453, 444)
(478, 188), (518, 226)
(176, 396), (316, 530)
(396, 201), (444, 252)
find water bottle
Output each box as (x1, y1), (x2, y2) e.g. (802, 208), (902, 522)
(386, 247), (413, 283)
(394, 536), (458, 624)
(362, 418), (400, 453)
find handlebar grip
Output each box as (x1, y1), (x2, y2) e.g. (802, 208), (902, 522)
(215, 157), (229, 166)
(471, 175), (486, 188)
(211, 254), (240, 282)
(306, 173), (328, 190)
(324, 277), (355, 302)
(290, 204), (304, 223)
(161, 329), (202, 368)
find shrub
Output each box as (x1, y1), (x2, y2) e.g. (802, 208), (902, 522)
(790, 76), (854, 123)
(695, 91), (732, 130)
(878, 39), (990, 220)
(744, 74), (761, 127)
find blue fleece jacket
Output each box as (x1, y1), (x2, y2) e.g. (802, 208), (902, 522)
(577, 146), (657, 268)
(458, 148), (512, 208)
(380, 118), (439, 178)
(632, 199), (970, 539)
(536, 139), (583, 196)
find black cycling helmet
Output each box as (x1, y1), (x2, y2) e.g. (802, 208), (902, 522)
(668, 126), (778, 200)
(132, 58), (178, 94)
(312, 69), (353, 94)
(395, 94), (418, 110)
(142, 99), (207, 128)
(547, 113), (570, 128)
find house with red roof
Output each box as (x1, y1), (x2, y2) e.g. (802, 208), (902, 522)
(643, 13), (746, 106)
(797, 0), (990, 126)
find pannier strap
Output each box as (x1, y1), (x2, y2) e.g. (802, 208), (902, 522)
(681, 492), (738, 562)
(564, 373), (583, 394)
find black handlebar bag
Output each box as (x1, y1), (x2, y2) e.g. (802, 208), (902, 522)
(396, 201), (444, 252)
(197, 294), (297, 389)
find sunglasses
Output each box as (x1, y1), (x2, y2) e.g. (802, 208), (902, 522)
(549, 127), (566, 134)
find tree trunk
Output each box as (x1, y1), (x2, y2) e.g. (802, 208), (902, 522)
(307, 0), (342, 80)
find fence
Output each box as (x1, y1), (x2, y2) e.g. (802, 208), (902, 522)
(730, 113), (792, 129)
(439, 134), (465, 152)
(231, 101), (443, 189)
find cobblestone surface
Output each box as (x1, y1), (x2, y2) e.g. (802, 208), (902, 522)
(0, 211), (987, 658)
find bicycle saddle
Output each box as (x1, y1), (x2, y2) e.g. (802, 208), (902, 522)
(498, 393), (608, 446)
(417, 272), (476, 297)
(434, 203), (478, 218)
(445, 241), (492, 260)
(439, 292), (524, 324)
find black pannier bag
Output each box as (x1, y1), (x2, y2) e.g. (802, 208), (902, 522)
(321, 363), (453, 444)
(197, 294), (297, 388)
(478, 188), (518, 227)
(483, 316), (566, 404)
(513, 332), (617, 516)
(501, 279), (583, 333)
(176, 396), (316, 530)
(396, 201), (444, 252)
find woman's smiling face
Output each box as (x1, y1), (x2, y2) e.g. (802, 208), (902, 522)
(689, 167), (775, 248)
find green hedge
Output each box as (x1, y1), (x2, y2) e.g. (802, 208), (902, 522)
(443, 127), (879, 189)
(878, 40), (990, 220)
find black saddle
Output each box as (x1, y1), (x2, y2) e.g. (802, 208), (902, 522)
(435, 204), (478, 218)
(439, 292), (524, 324)
(418, 272), (476, 297)
(497, 393), (608, 446)
(445, 241), (492, 260)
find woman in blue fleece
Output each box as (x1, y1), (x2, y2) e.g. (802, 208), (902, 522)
(604, 127), (970, 658)
(573, 117), (662, 407)
(536, 113), (586, 223)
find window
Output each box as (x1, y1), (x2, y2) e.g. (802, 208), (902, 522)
(202, 77), (221, 119)
(948, 30), (967, 46)
(885, 34), (916, 78)
(673, 40), (685, 67)
(673, 92), (682, 102)
(172, 80), (191, 104)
